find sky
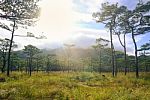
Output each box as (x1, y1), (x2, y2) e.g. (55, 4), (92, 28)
(0, 0), (150, 55)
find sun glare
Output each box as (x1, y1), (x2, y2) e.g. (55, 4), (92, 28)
(37, 0), (76, 42)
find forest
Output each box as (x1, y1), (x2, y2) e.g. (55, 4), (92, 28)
(0, 0), (150, 99)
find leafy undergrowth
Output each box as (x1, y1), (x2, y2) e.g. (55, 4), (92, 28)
(0, 72), (150, 100)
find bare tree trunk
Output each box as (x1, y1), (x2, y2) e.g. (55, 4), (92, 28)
(1, 50), (6, 73)
(36, 59), (38, 73)
(110, 27), (115, 77)
(7, 20), (16, 77)
(91, 57), (93, 73)
(10, 58), (13, 72)
(46, 57), (50, 73)
(99, 49), (101, 74)
(124, 34), (127, 75)
(26, 58), (28, 73)
(29, 57), (32, 76)
(124, 46), (127, 75)
(131, 27), (139, 78)
(143, 50), (147, 72)
(116, 33), (128, 75)
(2, 58), (6, 73)
(68, 57), (69, 73)
(114, 49), (117, 76)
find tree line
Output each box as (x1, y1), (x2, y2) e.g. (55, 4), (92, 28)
(0, 43), (150, 76)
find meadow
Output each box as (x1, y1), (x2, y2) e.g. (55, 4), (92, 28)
(0, 72), (150, 100)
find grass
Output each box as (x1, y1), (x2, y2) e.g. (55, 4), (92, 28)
(0, 72), (150, 100)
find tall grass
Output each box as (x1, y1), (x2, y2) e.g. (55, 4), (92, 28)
(0, 72), (150, 99)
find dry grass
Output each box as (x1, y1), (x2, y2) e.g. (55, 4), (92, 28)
(0, 72), (150, 100)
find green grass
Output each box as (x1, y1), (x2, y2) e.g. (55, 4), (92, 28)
(0, 72), (150, 100)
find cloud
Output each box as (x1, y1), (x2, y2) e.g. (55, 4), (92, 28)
(73, 12), (93, 23)
(0, 23), (145, 56)
(72, 0), (144, 24)
(38, 41), (63, 49)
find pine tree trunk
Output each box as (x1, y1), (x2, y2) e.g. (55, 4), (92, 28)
(131, 28), (139, 78)
(114, 50), (117, 76)
(29, 57), (32, 76)
(124, 34), (127, 75)
(7, 20), (16, 77)
(2, 50), (6, 73)
(144, 50), (147, 72)
(36, 59), (39, 73)
(124, 46), (127, 75)
(99, 49), (101, 74)
(26, 58), (28, 73)
(110, 27), (115, 77)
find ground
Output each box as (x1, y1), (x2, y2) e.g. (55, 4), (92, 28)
(0, 72), (150, 100)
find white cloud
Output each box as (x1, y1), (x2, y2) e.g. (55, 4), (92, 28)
(0, 0), (147, 56)
(73, 12), (94, 23)
(79, 0), (104, 12)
